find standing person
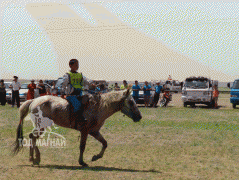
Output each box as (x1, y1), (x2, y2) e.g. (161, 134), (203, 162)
(51, 81), (58, 96)
(27, 80), (36, 100)
(153, 81), (163, 108)
(120, 80), (128, 90)
(37, 80), (47, 96)
(180, 81), (184, 90)
(168, 75), (172, 81)
(9, 76), (21, 108)
(0, 80), (6, 106)
(213, 85), (219, 109)
(114, 83), (120, 91)
(61, 59), (92, 128)
(132, 80), (141, 104)
(165, 80), (171, 90)
(143, 81), (152, 107)
(162, 89), (170, 106)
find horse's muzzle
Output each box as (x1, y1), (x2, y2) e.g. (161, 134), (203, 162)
(133, 114), (142, 122)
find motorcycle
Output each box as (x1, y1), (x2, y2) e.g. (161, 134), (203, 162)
(159, 93), (172, 107)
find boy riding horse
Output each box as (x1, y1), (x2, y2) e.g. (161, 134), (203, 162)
(61, 59), (92, 129)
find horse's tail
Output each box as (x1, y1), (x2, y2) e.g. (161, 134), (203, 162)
(12, 99), (34, 155)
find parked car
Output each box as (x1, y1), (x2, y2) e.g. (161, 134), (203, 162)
(228, 79), (239, 109)
(171, 80), (182, 92)
(161, 80), (182, 93)
(6, 83), (29, 103)
(4, 82), (12, 90)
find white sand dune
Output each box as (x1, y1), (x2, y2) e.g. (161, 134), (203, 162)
(3, 2), (237, 81)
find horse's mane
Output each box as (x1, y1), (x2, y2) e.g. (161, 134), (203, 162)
(100, 90), (126, 109)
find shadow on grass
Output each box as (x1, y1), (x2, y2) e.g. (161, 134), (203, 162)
(19, 164), (161, 173)
(186, 105), (225, 109)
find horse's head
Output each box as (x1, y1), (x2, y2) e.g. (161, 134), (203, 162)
(121, 88), (142, 122)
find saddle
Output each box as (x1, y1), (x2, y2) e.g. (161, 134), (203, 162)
(67, 94), (91, 129)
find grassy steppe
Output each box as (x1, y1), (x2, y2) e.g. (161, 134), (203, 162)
(0, 95), (238, 179)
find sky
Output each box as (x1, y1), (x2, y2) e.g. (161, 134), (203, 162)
(1, 0), (239, 79)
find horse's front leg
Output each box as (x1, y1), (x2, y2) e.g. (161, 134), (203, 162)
(79, 128), (89, 167)
(90, 131), (107, 162)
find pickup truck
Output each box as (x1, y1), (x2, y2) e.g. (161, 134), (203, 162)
(228, 79), (239, 109)
(182, 76), (218, 108)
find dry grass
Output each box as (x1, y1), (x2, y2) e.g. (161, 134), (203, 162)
(0, 94), (239, 179)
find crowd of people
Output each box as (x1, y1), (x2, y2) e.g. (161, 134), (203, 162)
(0, 73), (220, 109)
(0, 76), (62, 108)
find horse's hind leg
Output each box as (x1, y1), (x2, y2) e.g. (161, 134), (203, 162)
(32, 136), (41, 165)
(31, 128), (44, 165)
(90, 131), (107, 162)
(29, 133), (34, 162)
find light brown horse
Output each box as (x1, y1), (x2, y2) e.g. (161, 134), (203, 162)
(12, 88), (142, 166)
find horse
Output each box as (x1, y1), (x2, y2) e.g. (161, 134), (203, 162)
(12, 88), (142, 166)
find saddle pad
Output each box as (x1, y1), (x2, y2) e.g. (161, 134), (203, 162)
(66, 96), (81, 113)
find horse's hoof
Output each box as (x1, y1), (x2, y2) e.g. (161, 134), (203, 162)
(92, 155), (102, 162)
(33, 160), (40, 165)
(79, 161), (88, 167)
(29, 156), (34, 162)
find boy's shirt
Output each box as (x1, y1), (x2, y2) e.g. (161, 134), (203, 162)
(143, 85), (151, 96)
(132, 85), (141, 97)
(61, 72), (92, 96)
(155, 85), (162, 94)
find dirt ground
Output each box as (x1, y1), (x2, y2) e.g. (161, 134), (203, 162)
(165, 93), (232, 109)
